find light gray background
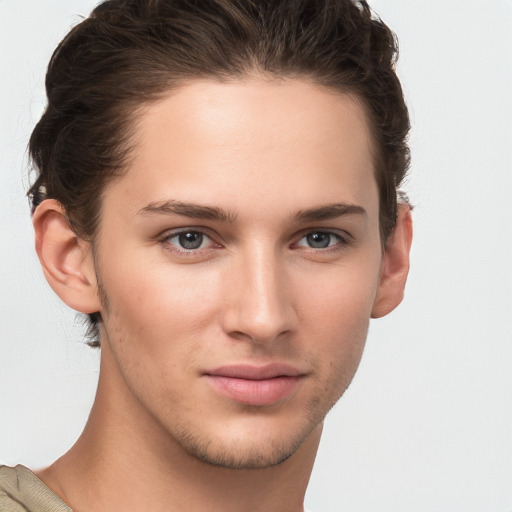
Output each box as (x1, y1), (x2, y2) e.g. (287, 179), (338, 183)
(1, 1), (511, 511)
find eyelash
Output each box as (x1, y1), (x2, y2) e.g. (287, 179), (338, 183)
(160, 229), (220, 255)
(292, 230), (350, 251)
(159, 228), (351, 255)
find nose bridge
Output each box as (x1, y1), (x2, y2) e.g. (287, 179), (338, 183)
(223, 242), (294, 343)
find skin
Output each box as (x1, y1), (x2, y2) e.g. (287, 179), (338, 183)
(33, 78), (412, 512)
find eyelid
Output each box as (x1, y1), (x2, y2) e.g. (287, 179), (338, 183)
(159, 225), (218, 240)
(159, 227), (223, 253)
(157, 226), (353, 254)
(291, 228), (353, 250)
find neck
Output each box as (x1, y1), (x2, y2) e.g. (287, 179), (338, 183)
(37, 353), (321, 512)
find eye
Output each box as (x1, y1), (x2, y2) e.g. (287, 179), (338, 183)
(163, 230), (215, 251)
(295, 231), (346, 249)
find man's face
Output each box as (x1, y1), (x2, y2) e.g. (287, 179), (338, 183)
(93, 78), (383, 469)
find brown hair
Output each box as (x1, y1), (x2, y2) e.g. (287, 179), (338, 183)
(28, 0), (410, 345)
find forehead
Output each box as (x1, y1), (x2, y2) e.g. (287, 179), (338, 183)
(105, 78), (378, 223)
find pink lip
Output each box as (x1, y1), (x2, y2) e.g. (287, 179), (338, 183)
(204, 364), (304, 406)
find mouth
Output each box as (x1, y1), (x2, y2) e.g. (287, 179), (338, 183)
(203, 364), (304, 406)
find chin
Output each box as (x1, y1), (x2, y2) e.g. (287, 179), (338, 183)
(175, 416), (319, 470)
(185, 437), (302, 470)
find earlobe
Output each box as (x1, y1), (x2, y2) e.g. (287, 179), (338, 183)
(371, 203), (413, 318)
(33, 199), (101, 315)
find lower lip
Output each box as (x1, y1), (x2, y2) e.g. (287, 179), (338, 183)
(204, 375), (302, 406)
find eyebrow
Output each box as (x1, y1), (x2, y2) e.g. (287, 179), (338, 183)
(138, 200), (238, 223)
(138, 200), (366, 224)
(293, 203), (367, 222)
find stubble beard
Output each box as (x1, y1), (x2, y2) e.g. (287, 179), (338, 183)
(91, 245), (364, 471)
(167, 394), (332, 470)
(171, 359), (361, 470)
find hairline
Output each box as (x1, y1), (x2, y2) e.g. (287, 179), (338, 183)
(88, 72), (385, 243)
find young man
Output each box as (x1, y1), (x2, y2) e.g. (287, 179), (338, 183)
(0, 1), (412, 511)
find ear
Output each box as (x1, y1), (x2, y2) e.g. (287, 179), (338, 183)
(371, 203), (413, 318)
(33, 199), (101, 315)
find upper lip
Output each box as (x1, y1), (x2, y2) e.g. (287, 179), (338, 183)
(205, 363), (304, 380)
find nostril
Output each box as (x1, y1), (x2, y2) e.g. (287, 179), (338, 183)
(220, 255), (297, 344)
(226, 327), (292, 346)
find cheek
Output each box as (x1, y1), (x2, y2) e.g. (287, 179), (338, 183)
(297, 256), (381, 375)
(99, 253), (223, 357)
(300, 258), (380, 331)
(97, 259), (224, 410)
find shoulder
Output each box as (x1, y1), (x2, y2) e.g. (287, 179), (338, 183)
(0, 464), (72, 512)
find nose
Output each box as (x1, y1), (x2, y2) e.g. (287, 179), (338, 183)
(220, 245), (297, 345)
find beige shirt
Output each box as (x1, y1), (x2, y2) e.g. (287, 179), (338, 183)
(0, 465), (72, 512)
(0, 464), (316, 511)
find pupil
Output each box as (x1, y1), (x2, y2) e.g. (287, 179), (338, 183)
(307, 232), (330, 248)
(179, 232), (203, 249)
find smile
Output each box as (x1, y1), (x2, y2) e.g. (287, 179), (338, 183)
(204, 364), (304, 406)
